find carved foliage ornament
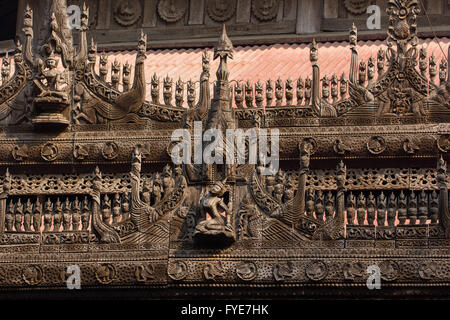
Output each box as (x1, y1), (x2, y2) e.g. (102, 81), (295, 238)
(252, 0), (280, 21)
(157, 0), (187, 23)
(207, 0), (236, 22)
(114, 0), (142, 26)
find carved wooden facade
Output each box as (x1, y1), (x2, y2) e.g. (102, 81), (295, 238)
(0, 0), (449, 298)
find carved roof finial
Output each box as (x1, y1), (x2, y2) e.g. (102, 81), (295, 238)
(350, 23), (357, 47)
(138, 29), (147, 54)
(214, 24), (233, 82)
(310, 38), (318, 63)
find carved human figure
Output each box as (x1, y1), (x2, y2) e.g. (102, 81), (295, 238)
(273, 169), (285, 203)
(407, 191), (418, 225)
(296, 77), (304, 105)
(81, 196), (90, 230)
(366, 192), (376, 225)
(122, 193), (130, 221)
(162, 165), (175, 198)
(429, 190), (439, 224)
(194, 179), (234, 243)
(43, 198), (53, 232)
(418, 190), (428, 224)
(152, 173), (163, 203)
(142, 179), (152, 205)
(72, 197), (81, 231)
(266, 79), (273, 106)
(23, 199), (32, 232)
(14, 199), (24, 232)
(387, 192), (397, 227)
(397, 191), (407, 225)
(36, 54), (69, 101)
(314, 190), (324, 221)
(324, 191), (334, 221)
(63, 198), (72, 231)
(265, 173), (276, 197)
(356, 192), (366, 225)
(102, 194), (112, 225)
(32, 198), (42, 232)
(113, 193), (121, 224)
(283, 179), (295, 202)
(53, 198), (63, 231)
(376, 192), (386, 226)
(304, 77), (312, 105)
(346, 192), (356, 225)
(5, 201), (14, 231)
(305, 189), (315, 218)
(174, 165), (187, 187)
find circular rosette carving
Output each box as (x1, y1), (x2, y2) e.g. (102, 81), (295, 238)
(203, 262), (225, 281)
(168, 261), (188, 281)
(252, 0), (280, 21)
(114, 0), (142, 26)
(95, 264), (116, 284)
(437, 135), (450, 153)
(135, 264), (155, 283)
(22, 265), (43, 286)
(102, 142), (119, 160)
(158, 0), (187, 23)
(41, 143), (58, 162)
(236, 261), (257, 281)
(367, 136), (386, 155)
(344, 0), (369, 15)
(207, 0), (236, 22)
(305, 260), (328, 281)
(73, 144), (89, 160)
(379, 260), (399, 282)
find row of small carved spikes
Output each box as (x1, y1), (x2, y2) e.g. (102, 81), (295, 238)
(4, 194), (130, 233)
(342, 190), (440, 227)
(418, 48), (448, 86)
(302, 189), (440, 227)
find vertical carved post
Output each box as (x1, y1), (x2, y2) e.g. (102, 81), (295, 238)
(0, 169), (11, 235)
(175, 78), (184, 107)
(245, 80), (254, 108)
(296, 76), (304, 106)
(266, 79), (273, 107)
(122, 62), (131, 91)
(285, 78), (294, 106)
(111, 60), (121, 90)
(419, 46), (427, 78)
(437, 156), (450, 237)
(367, 57), (375, 87)
(429, 53), (437, 85)
(335, 161), (346, 230)
(292, 142), (310, 225)
(151, 73), (160, 104)
(358, 61), (366, 87)
(330, 74), (338, 104)
(321, 75), (330, 102)
(22, 4), (34, 66)
(349, 23), (358, 84)
(91, 166), (120, 243)
(234, 81), (244, 108)
(187, 79), (196, 108)
(275, 78), (283, 106)
(255, 80), (264, 108)
(339, 74), (347, 100)
(377, 48), (385, 79)
(163, 75), (173, 106)
(310, 39), (320, 114)
(439, 60), (447, 86)
(75, 3), (89, 65)
(304, 77), (311, 105)
(99, 52), (108, 82)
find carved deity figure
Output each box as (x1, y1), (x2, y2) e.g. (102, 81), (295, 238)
(366, 192), (376, 225)
(273, 169), (285, 203)
(387, 192), (397, 227)
(305, 189), (315, 218)
(5, 201), (14, 231)
(81, 196), (90, 230)
(356, 192), (366, 225)
(53, 198), (62, 231)
(162, 165), (175, 197)
(23, 199), (32, 232)
(346, 192), (356, 224)
(43, 198), (53, 232)
(36, 54), (69, 102)
(194, 179), (234, 245)
(63, 198), (71, 231)
(32, 198), (42, 232)
(397, 191), (407, 225)
(72, 197), (81, 230)
(152, 173), (163, 203)
(14, 199), (24, 232)
(314, 190), (324, 221)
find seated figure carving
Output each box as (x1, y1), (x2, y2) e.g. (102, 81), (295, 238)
(194, 179), (235, 246)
